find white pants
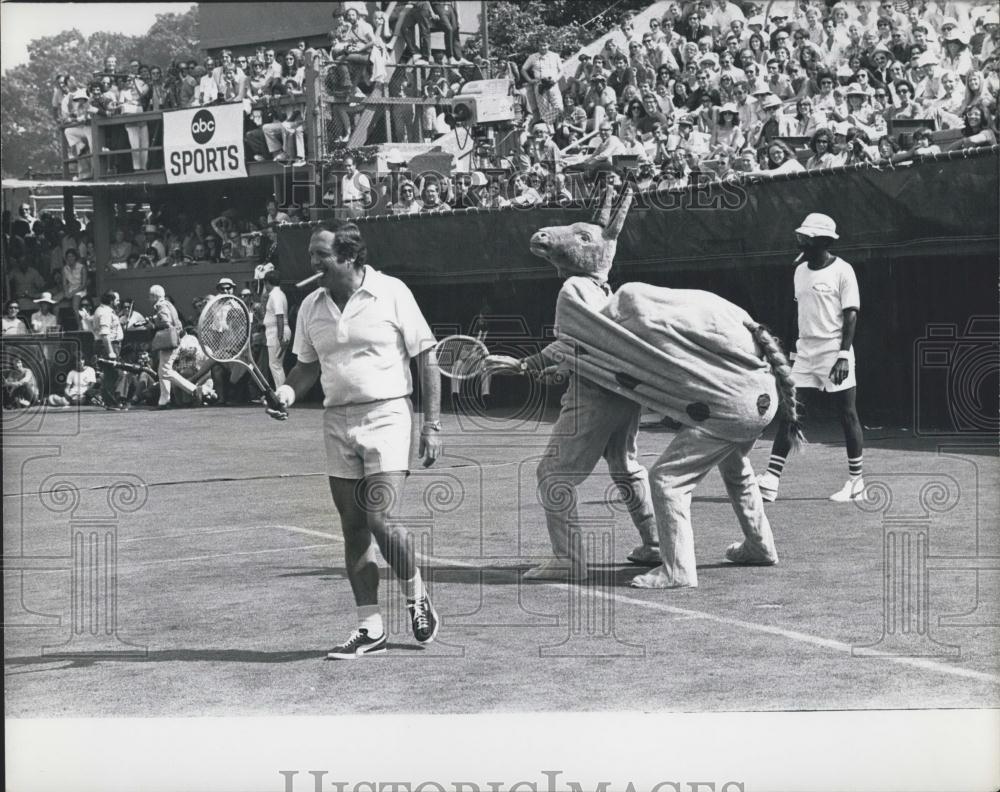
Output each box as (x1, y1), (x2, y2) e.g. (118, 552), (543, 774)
(125, 122), (149, 170)
(267, 338), (286, 389)
(648, 426), (777, 588)
(262, 121), (303, 158)
(64, 125), (93, 177)
(536, 378), (658, 566)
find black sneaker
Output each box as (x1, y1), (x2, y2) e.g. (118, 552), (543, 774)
(407, 595), (439, 644)
(325, 628), (387, 660)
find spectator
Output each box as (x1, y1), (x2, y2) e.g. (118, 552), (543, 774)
(92, 291), (126, 410)
(710, 102), (745, 157)
(61, 248), (88, 324)
(145, 284), (182, 408)
(7, 255), (45, 304)
(805, 127), (838, 169)
(946, 103), (998, 149)
(392, 180), (423, 214)
(481, 179), (510, 209)
(64, 356), (98, 405)
(523, 36), (564, 126)
(510, 172), (543, 207)
(339, 155), (372, 217)
(119, 69), (150, 171)
(3, 358), (39, 408)
(450, 173), (481, 209)
(763, 139), (805, 173)
(2, 300), (29, 336)
(196, 57), (219, 105)
(420, 180), (452, 213)
(262, 269), (290, 389)
(886, 79), (923, 118)
(31, 292), (59, 333)
(564, 120), (624, 178)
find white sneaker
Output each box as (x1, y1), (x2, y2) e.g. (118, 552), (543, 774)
(756, 471), (779, 503)
(829, 476), (866, 503)
(523, 558), (587, 581)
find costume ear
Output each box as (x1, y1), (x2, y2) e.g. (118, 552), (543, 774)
(602, 186), (633, 241)
(595, 184), (615, 229)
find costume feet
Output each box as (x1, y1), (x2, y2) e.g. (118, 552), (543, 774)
(627, 544), (661, 565)
(523, 558), (588, 581)
(629, 565), (696, 589)
(724, 540), (778, 566)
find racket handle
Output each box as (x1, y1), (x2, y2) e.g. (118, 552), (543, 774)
(262, 386), (287, 414)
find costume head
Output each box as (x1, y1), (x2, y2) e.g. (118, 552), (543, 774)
(529, 187), (633, 280)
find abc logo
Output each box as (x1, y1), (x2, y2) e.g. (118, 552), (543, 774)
(190, 110), (216, 144)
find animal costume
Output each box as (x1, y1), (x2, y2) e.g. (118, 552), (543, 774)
(535, 190), (798, 588)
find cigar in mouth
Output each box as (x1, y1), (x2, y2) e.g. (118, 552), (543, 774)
(296, 271), (324, 289)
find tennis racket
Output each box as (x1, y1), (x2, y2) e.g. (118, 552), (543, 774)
(435, 333), (520, 381)
(197, 294), (288, 419)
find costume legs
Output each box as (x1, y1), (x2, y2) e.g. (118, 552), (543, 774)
(638, 426), (777, 588)
(535, 379), (658, 570)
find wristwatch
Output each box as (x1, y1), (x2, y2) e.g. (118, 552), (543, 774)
(422, 420), (442, 433)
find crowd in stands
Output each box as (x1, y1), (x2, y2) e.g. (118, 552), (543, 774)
(510, 0), (999, 185)
(55, 1), (486, 176)
(52, 1), (999, 184)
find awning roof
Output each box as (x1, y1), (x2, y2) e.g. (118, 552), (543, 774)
(2, 178), (140, 190)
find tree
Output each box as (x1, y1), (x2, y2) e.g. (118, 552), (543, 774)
(0, 7), (201, 178)
(465, 0), (651, 69)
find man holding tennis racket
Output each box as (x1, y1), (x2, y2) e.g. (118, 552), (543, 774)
(272, 222), (443, 660)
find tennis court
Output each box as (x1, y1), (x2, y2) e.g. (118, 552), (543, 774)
(4, 403), (998, 717)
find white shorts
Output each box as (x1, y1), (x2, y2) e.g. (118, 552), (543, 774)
(323, 397), (414, 479)
(791, 344), (857, 393)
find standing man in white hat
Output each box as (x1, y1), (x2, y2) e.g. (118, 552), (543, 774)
(758, 213), (865, 503)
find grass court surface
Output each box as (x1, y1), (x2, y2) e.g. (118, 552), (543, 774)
(4, 402), (998, 717)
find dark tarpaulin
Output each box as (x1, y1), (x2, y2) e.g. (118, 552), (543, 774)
(277, 147), (999, 284)
(198, 3), (336, 50)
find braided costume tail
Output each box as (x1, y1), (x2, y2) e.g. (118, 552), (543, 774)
(746, 322), (806, 453)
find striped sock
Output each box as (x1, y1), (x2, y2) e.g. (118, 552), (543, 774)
(357, 605), (383, 638)
(848, 456), (863, 479)
(766, 454), (787, 479)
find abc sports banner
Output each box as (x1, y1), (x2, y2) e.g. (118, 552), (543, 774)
(162, 104), (248, 184)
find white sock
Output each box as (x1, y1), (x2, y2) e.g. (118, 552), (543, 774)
(403, 569), (425, 601)
(357, 605), (383, 638)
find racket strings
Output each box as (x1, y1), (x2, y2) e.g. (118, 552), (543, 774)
(436, 337), (489, 380)
(199, 299), (251, 361)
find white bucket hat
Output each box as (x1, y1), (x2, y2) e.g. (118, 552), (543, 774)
(34, 291), (56, 305)
(796, 213), (839, 239)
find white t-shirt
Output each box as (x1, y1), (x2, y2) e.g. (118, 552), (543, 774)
(292, 265), (436, 408)
(66, 367), (96, 398)
(341, 172), (372, 202)
(794, 256), (860, 349)
(264, 286), (290, 342)
(31, 311), (59, 333)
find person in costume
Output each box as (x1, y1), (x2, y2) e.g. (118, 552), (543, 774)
(504, 188), (660, 582)
(508, 190), (802, 589)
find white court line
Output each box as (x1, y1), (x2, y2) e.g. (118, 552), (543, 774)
(271, 524), (1000, 687)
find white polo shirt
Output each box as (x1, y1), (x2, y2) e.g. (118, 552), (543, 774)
(794, 256), (860, 349)
(292, 266), (436, 408)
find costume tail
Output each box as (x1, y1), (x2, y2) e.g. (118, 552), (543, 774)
(746, 322), (806, 453)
